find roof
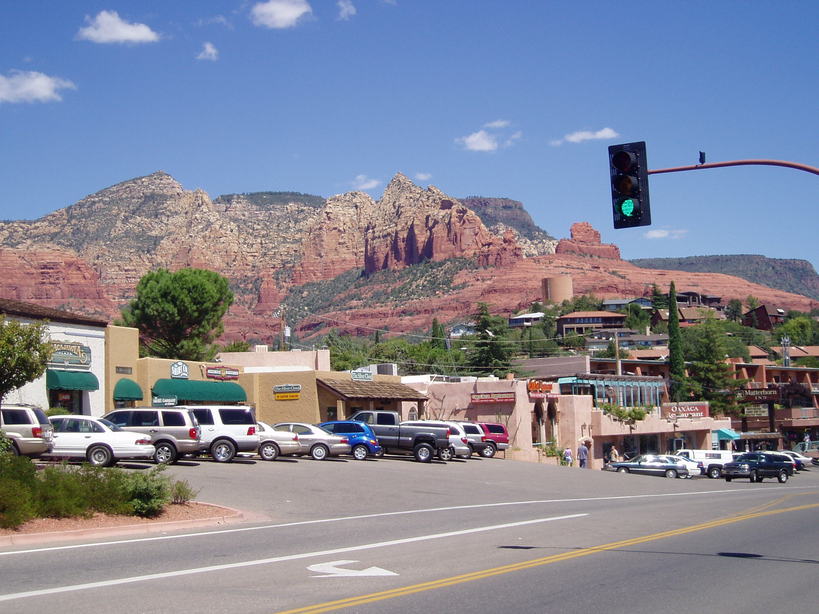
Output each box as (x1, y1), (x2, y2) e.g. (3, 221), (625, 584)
(771, 345), (819, 358)
(627, 349), (669, 360)
(679, 307), (722, 320)
(558, 311), (626, 319)
(317, 378), (428, 401)
(0, 297), (108, 327)
(509, 312), (544, 319)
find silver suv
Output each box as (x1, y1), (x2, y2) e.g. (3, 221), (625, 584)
(454, 421), (493, 457)
(103, 407), (203, 464)
(402, 420), (471, 460)
(0, 404), (53, 458)
(180, 405), (259, 463)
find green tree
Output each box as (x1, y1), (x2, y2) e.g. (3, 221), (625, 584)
(623, 303), (650, 333)
(429, 318), (447, 350)
(684, 321), (746, 416)
(325, 331), (371, 371)
(650, 283), (668, 310)
(774, 316), (819, 346)
(465, 303), (512, 377)
(725, 298), (743, 322)
(667, 281), (688, 401)
(0, 317), (53, 403)
(119, 268), (234, 361)
(219, 340), (251, 353)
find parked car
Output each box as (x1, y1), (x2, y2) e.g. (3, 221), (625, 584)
(453, 421), (494, 457)
(349, 410), (450, 462)
(401, 420), (471, 460)
(102, 407), (203, 464)
(180, 405), (259, 463)
(0, 404), (53, 458)
(779, 450), (811, 471)
(675, 449), (735, 479)
(319, 420), (382, 460)
(607, 454), (689, 478)
(273, 422), (351, 460)
(723, 452), (794, 483)
(479, 422), (510, 457)
(256, 421), (301, 461)
(664, 454), (703, 478)
(46, 415), (154, 466)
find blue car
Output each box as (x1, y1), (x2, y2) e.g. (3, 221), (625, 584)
(319, 420), (382, 460)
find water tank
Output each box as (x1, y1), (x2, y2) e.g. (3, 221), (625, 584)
(543, 275), (573, 303)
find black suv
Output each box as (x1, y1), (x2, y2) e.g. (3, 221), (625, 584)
(723, 452), (794, 483)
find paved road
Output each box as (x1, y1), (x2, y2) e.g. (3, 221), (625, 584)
(2, 455), (817, 613)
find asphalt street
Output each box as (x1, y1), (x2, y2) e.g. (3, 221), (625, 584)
(1, 454), (817, 613)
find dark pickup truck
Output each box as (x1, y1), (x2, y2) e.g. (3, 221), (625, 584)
(349, 410), (450, 462)
(723, 452), (794, 483)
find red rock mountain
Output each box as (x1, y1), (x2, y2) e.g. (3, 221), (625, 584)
(0, 171), (815, 342)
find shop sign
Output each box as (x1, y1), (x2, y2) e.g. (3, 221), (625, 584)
(661, 401), (710, 419)
(115, 366), (133, 374)
(470, 392), (516, 404)
(351, 369), (373, 382)
(204, 366), (240, 381)
(48, 342), (91, 368)
(170, 361), (189, 379)
(744, 405), (769, 417)
(527, 380), (553, 399)
(152, 396), (177, 407)
(811, 385), (819, 394)
(737, 388), (778, 402)
(273, 384), (302, 401)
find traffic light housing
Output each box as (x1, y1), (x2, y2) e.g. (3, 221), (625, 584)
(609, 141), (651, 228)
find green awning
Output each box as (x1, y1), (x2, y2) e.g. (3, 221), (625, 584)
(717, 428), (740, 441)
(46, 369), (99, 391)
(152, 378), (246, 402)
(113, 377), (143, 401)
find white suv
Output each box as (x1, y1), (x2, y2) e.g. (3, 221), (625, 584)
(402, 420), (471, 460)
(180, 405), (259, 463)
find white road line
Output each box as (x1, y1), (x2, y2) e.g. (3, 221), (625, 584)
(0, 513), (586, 602)
(0, 487), (792, 557)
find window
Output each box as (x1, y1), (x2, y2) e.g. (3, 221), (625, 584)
(376, 413), (396, 425)
(162, 411), (185, 427)
(219, 408), (254, 425)
(273, 424), (291, 432)
(133, 410), (159, 427)
(192, 409), (214, 425)
(1, 409), (31, 425)
(292, 425), (312, 435)
(486, 424), (506, 434)
(106, 411), (131, 427)
(356, 412), (373, 424)
(337, 423), (364, 433)
(463, 424), (480, 434)
(323, 423), (337, 433)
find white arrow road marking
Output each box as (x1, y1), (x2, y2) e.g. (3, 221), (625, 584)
(308, 559), (398, 578)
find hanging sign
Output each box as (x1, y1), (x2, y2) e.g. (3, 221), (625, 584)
(661, 401), (710, 419)
(470, 392), (516, 404)
(48, 342), (92, 368)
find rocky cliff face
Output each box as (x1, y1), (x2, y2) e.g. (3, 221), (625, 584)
(0, 172), (815, 344)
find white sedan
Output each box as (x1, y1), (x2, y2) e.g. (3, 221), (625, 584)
(46, 415), (155, 467)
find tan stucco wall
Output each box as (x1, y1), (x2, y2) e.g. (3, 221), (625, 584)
(104, 325), (140, 413)
(252, 371), (321, 424)
(218, 349), (330, 371)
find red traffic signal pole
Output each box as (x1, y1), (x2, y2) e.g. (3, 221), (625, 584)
(648, 159), (819, 176)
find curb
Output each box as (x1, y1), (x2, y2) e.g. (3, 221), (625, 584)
(0, 502), (256, 548)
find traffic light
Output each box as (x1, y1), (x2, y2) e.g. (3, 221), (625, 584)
(609, 141), (651, 228)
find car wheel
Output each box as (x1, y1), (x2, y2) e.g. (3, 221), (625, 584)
(481, 443), (497, 458)
(413, 443), (434, 463)
(153, 442), (177, 464)
(9, 443), (20, 456)
(438, 446), (454, 461)
(749, 470), (758, 483)
(665, 469), (678, 479)
(756, 476), (764, 482)
(259, 442), (280, 461)
(725, 477), (732, 482)
(211, 439), (236, 463)
(708, 466), (721, 479)
(617, 467), (629, 473)
(310, 444), (329, 460)
(777, 470), (789, 483)
(87, 444), (113, 467)
(352, 444), (369, 461)
(376, 448), (386, 457)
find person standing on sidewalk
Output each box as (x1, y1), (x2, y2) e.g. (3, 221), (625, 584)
(563, 446), (573, 466)
(577, 442), (589, 468)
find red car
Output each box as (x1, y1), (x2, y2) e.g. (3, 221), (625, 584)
(478, 422), (509, 458)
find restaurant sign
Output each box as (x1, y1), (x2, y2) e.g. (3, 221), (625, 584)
(204, 366), (240, 381)
(661, 401), (710, 419)
(470, 392), (516, 404)
(743, 405), (769, 417)
(351, 369), (373, 382)
(527, 380), (555, 399)
(273, 384), (302, 401)
(736, 388), (778, 403)
(152, 396), (177, 407)
(48, 342), (91, 368)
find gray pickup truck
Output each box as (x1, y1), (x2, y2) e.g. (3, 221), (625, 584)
(349, 410), (450, 462)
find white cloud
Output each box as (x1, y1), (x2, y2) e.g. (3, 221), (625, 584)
(337, 0), (357, 20)
(644, 229), (688, 240)
(504, 130), (523, 147)
(415, 172), (432, 181)
(77, 10), (159, 44)
(196, 15), (232, 29)
(456, 129), (498, 152)
(251, 0), (312, 29)
(550, 127), (619, 146)
(0, 70), (76, 103)
(484, 119), (510, 129)
(352, 174), (380, 190)
(196, 42), (219, 61)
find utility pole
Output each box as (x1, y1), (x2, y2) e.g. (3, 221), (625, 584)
(781, 335), (791, 367)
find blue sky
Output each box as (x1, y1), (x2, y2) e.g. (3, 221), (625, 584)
(1, 1), (817, 269)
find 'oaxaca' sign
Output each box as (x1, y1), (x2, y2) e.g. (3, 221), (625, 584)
(661, 401), (710, 419)
(470, 392), (516, 404)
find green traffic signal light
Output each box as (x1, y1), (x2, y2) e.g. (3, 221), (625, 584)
(609, 141), (651, 229)
(620, 198), (636, 216)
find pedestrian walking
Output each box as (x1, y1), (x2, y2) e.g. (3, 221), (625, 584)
(563, 446), (573, 466)
(609, 444), (621, 464)
(577, 442), (589, 468)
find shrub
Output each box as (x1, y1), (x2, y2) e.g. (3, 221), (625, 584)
(34, 465), (91, 518)
(0, 430), (12, 455)
(74, 465), (133, 515)
(0, 454), (38, 490)
(124, 467), (171, 517)
(46, 406), (72, 417)
(0, 477), (35, 528)
(170, 479), (199, 505)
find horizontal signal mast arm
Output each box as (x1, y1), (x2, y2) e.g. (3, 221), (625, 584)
(648, 159), (819, 176)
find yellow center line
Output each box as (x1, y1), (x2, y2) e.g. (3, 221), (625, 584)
(274, 502), (819, 614)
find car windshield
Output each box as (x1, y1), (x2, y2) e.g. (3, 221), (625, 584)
(98, 418), (122, 431)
